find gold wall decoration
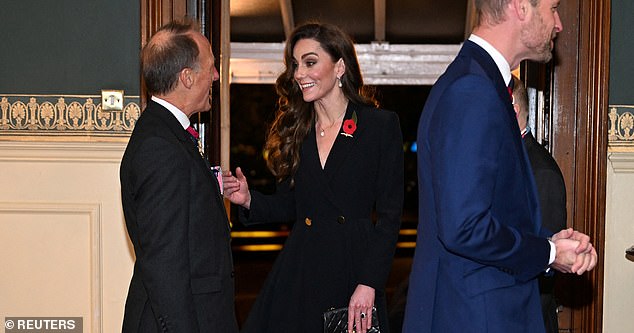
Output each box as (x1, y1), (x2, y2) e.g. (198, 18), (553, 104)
(609, 105), (634, 149)
(0, 94), (140, 138)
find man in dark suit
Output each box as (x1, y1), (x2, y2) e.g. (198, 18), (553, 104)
(512, 75), (567, 333)
(120, 20), (238, 332)
(403, 0), (597, 332)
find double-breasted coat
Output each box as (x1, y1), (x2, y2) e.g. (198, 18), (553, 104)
(240, 102), (404, 333)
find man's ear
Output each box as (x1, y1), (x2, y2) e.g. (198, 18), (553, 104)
(179, 68), (194, 89)
(512, 0), (529, 21)
(513, 103), (521, 117)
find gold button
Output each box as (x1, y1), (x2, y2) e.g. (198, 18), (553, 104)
(305, 217), (312, 226)
(337, 216), (345, 224)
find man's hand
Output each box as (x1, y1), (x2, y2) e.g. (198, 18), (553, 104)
(551, 238), (580, 273)
(551, 228), (598, 275)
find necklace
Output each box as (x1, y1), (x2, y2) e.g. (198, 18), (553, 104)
(317, 111), (346, 137)
(319, 121), (338, 137)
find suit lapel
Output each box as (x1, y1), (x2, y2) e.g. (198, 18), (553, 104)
(148, 102), (229, 225)
(302, 103), (363, 212)
(465, 41), (542, 230)
(323, 103), (360, 178)
(147, 100), (191, 143)
(149, 101), (213, 177)
(465, 41), (528, 165)
(464, 41), (515, 118)
(301, 124), (343, 212)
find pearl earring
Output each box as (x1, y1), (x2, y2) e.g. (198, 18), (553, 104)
(337, 77), (343, 88)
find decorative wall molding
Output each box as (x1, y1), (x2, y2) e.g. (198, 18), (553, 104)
(230, 42), (461, 85)
(0, 140), (127, 163)
(608, 152), (634, 173)
(608, 104), (634, 149)
(0, 94), (140, 137)
(0, 202), (102, 332)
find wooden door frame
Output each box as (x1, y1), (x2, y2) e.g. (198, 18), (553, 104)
(140, 0), (188, 109)
(535, 0), (609, 331)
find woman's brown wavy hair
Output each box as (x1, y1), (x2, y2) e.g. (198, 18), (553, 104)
(265, 22), (377, 186)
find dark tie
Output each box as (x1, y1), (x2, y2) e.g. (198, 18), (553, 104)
(507, 79), (514, 102)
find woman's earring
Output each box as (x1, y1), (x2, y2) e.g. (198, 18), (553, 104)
(337, 77), (343, 88)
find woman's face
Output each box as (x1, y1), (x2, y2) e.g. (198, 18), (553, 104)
(292, 38), (342, 103)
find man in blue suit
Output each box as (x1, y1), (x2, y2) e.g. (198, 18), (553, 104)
(403, 0), (598, 332)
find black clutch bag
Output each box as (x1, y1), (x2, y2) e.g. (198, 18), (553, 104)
(323, 306), (380, 333)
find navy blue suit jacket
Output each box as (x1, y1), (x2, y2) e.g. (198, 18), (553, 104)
(403, 40), (551, 333)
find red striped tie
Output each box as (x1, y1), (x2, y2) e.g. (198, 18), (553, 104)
(186, 125), (204, 157)
(186, 126), (199, 140)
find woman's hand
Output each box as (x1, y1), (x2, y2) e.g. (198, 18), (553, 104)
(347, 284), (375, 333)
(222, 167), (251, 209)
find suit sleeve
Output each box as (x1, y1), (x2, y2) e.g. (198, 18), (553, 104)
(359, 111), (404, 289)
(131, 136), (199, 332)
(429, 75), (550, 281)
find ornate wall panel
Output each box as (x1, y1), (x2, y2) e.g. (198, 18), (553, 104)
(0, 95), (140, 139)
(608, 105), (634, 149)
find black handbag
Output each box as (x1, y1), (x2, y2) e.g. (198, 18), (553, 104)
(323, 306), (380, 333)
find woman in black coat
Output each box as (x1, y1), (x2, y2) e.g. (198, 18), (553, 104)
(223, 22), (404, 333)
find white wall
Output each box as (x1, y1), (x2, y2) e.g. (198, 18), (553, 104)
(0, 140), (133, 333)
(603, 151), (634, 333)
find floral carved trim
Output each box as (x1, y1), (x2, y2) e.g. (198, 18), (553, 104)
(0, 94), (140, 137)
(608, 105), (634, 149)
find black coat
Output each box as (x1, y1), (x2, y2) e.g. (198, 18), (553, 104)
(120, 100), (238, 333)
(524, 132), (567, 333)
(240, 103), (404, 333)
(523, 132), (566, 235)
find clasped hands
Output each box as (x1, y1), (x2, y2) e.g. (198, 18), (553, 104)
(550, 228), (598, 275)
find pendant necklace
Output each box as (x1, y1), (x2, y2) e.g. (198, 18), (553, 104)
(318, 111), (345, 137)
(319, 123), (337, 137)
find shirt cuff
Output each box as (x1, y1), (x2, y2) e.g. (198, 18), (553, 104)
(548, 239), (556, 265)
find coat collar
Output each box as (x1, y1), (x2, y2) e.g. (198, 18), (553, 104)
(301, 102), (365, 212)
(321, 102), (362, 176)
(145, 100), (212, 177)
(462, 40), (513, 109)
(145, 100), (191, 144)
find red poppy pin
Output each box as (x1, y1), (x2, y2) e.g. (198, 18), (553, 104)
(340, 111), (358, 138)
